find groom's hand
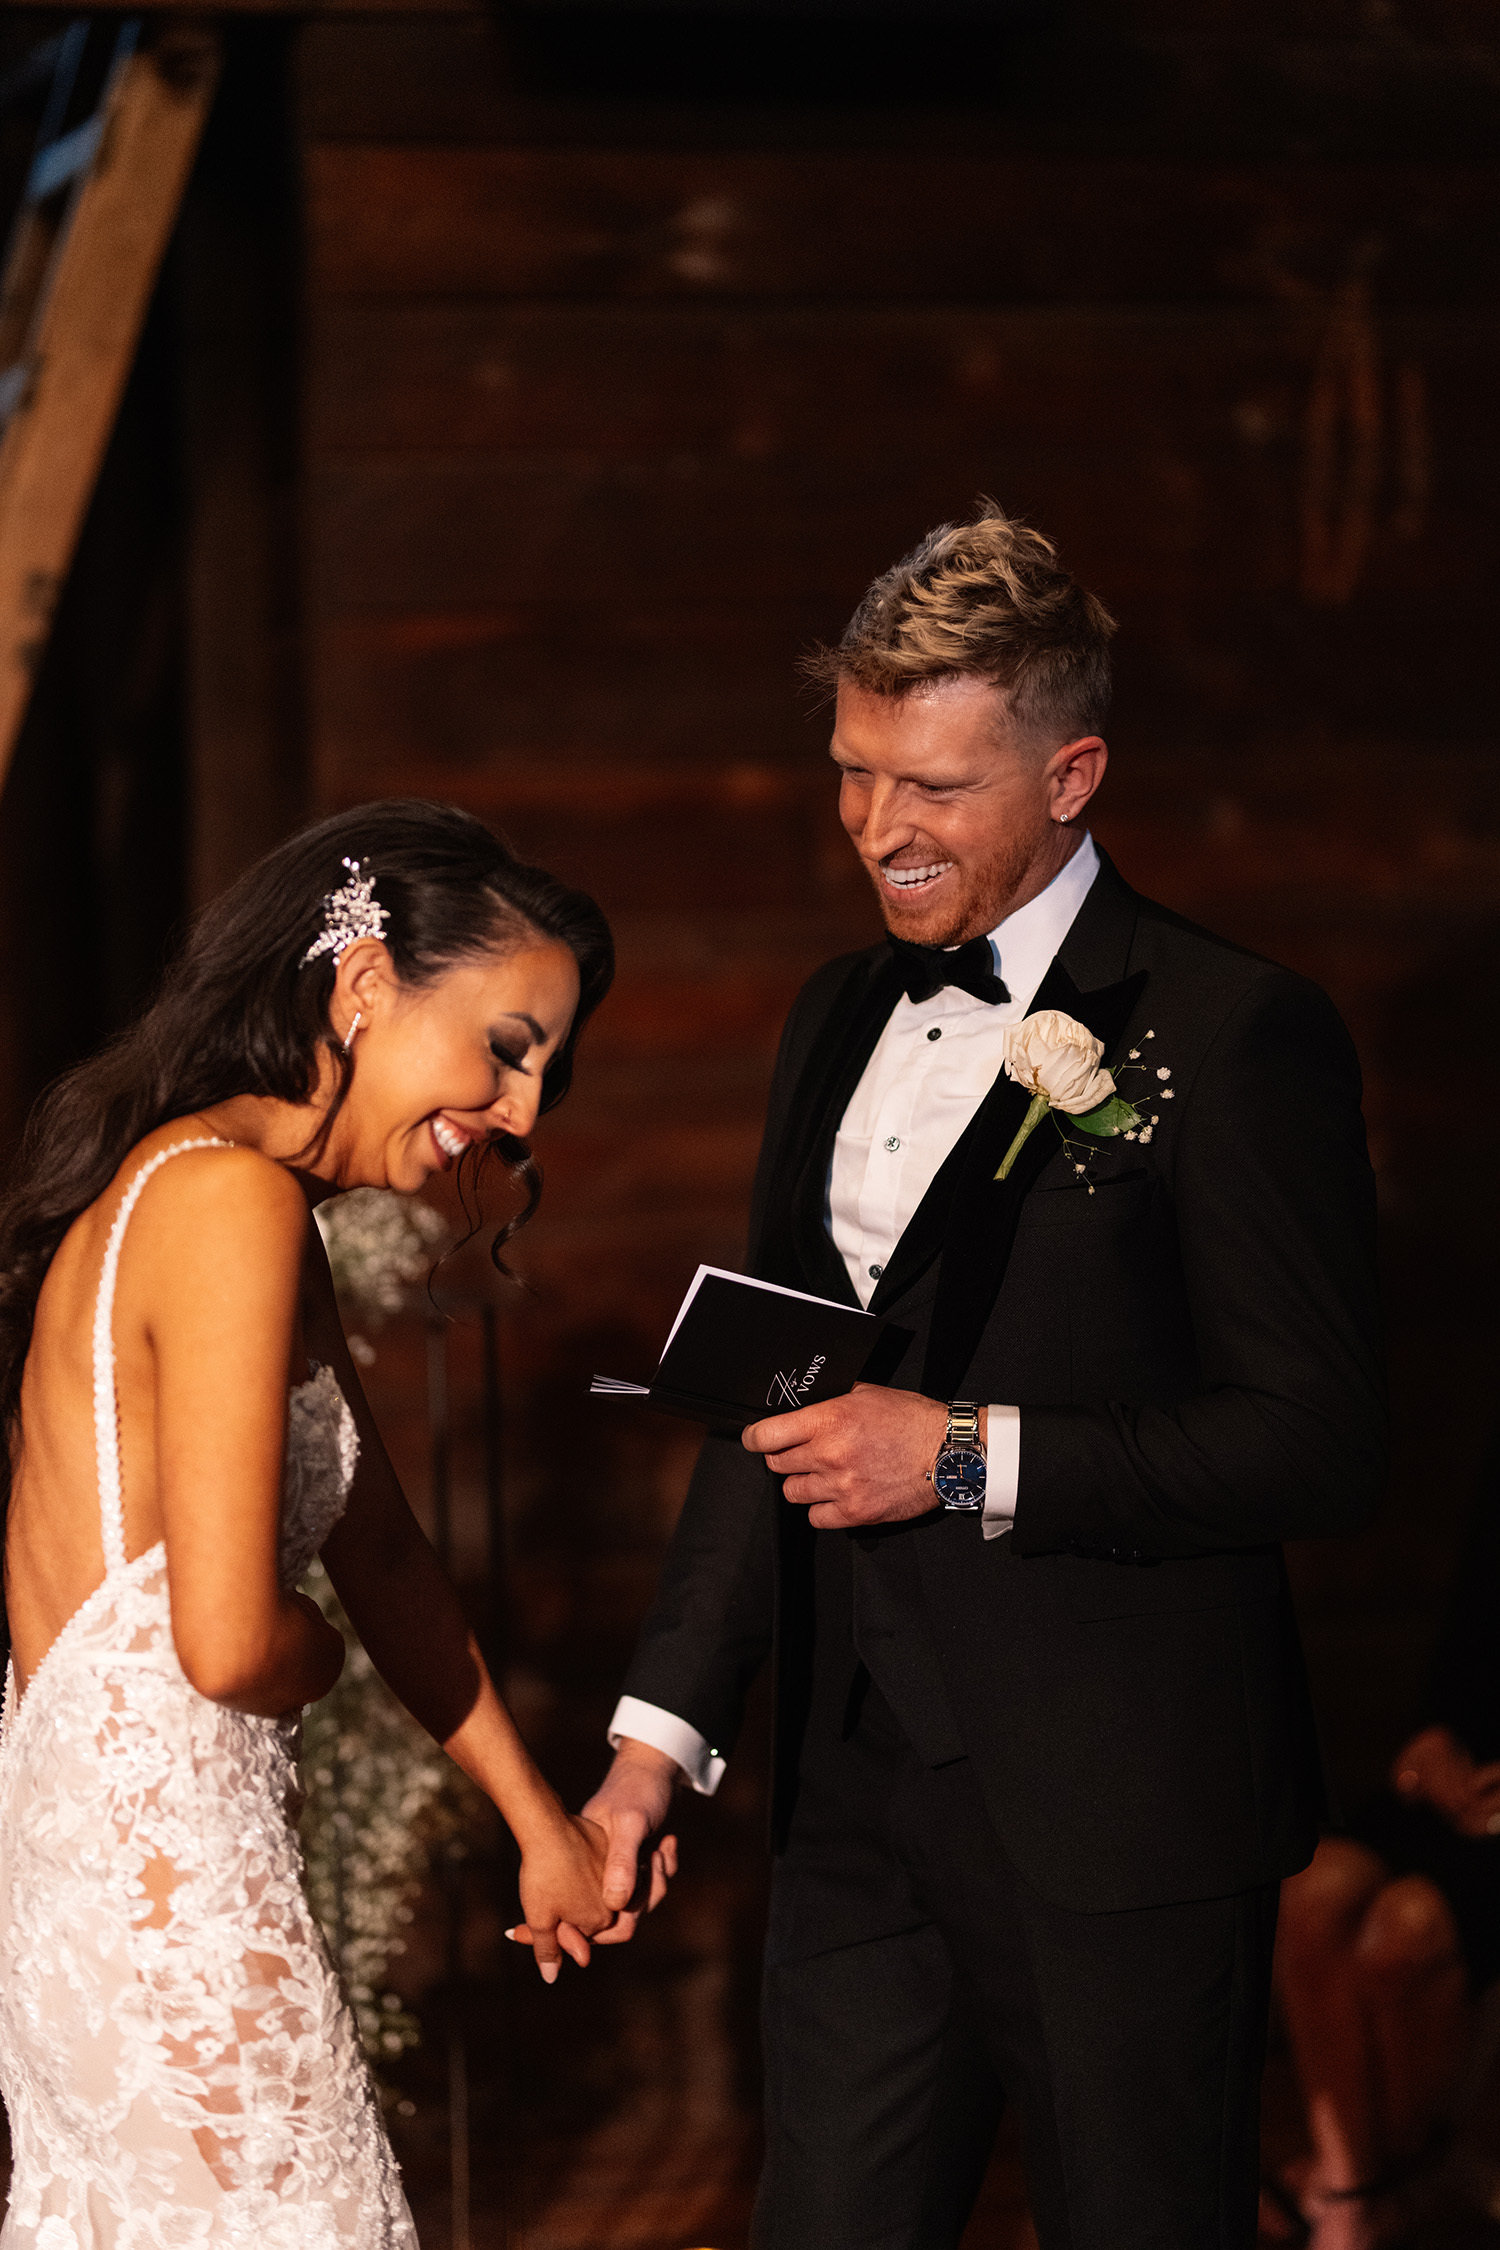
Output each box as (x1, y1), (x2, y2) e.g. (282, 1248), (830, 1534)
(744, 1384), (955, 1529)
(576, 1739), (681, 1945)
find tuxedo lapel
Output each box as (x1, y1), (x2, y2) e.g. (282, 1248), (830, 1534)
(868, 954), (1072, 1319)
(917, 865), (1148, 1398)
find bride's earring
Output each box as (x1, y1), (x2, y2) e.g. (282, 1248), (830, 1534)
(342, 1011), (363, 1053)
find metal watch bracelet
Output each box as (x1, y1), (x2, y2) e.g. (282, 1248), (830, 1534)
(944, 1401), (981, 1451)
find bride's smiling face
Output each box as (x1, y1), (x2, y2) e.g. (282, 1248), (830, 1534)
(325, 934), (581, 1192)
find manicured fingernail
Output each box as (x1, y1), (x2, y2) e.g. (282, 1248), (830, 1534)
(540, 1961), (559, 1985)
(504, 1928), (517, 1941)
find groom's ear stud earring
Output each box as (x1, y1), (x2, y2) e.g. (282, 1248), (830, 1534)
(1058, 811), (1071, 824)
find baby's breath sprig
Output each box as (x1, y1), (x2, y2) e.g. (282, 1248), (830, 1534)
(1056, 1032), (1173, 1190)
(1111, 1034), (1173, 1152)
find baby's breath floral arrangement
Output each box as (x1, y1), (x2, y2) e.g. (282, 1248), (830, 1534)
(315, 1186), (449, 1348)
(300, 1564), (479, 2066)
(302, 1188), (479, 2068)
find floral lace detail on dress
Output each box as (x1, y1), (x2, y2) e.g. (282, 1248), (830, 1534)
(0, 1140), (415, 2249)
(281, 1364), (359, 1590)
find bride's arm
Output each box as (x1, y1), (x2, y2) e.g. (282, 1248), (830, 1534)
(150, 1149), (347, 1717)
(302, 1236), (612, 1980)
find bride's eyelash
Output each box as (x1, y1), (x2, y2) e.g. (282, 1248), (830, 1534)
(490, 1040), (528, 1072)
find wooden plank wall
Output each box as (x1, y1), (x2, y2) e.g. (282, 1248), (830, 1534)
(297, 8), (1500, 1819)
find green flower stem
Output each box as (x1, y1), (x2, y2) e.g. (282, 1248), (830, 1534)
(996, 1093), (1050, 1181)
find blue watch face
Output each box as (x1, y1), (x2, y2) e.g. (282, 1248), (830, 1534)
(934, 1446), (986, 1508)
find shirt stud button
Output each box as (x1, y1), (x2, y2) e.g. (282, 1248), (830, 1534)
(869, 1263), (884, 1279)
(884, 1135), (901, 1151)
(927, 1026), (942, 1041)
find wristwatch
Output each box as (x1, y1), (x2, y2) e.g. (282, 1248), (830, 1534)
(928, 1401), (987, 1513)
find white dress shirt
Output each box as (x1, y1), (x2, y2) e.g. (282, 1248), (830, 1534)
(609, 836), (1101, 1792)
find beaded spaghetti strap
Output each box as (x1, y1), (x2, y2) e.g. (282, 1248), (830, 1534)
(91, 1138), (231, 1575)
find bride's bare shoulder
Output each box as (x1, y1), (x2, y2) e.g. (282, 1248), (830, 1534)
(108, 1132), (308, 1267)
(34, 1135), (308, 1351)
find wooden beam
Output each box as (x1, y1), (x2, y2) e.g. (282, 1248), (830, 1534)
(0, 25), (221, 795)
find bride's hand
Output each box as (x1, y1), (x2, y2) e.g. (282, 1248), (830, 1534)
(507, 1811), (613, 1983)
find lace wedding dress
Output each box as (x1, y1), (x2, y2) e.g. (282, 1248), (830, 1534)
(0, 1140), (418, 2248)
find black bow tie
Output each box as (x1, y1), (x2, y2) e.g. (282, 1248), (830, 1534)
(888, 933), (1009, 1007)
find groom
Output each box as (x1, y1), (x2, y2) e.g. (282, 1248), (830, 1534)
(584, 505), (1387, 2248)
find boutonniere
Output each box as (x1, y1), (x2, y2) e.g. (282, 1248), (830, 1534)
(995, 1012), (1173, 1193)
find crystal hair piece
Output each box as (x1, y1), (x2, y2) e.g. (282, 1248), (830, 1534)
(300, 856), (390, 968)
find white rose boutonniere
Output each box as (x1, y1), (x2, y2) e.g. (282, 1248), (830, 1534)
(1004, 1010), (1117, 1116)
(996, 1011), (1169, 1188)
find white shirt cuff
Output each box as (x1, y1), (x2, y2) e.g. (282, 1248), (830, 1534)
(608, 1695), (726, 1796)
(983, 1405), (1020, 1541)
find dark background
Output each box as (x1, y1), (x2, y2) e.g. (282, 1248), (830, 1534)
(2, 4), (1498, 2242)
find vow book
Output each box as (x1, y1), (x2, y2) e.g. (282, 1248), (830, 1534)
(590, 1265), (893, 1430)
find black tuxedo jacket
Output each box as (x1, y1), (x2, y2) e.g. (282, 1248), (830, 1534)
(621, 853), (1388, 1913)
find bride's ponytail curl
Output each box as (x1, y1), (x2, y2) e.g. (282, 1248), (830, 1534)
(0, 798), (613, 1572)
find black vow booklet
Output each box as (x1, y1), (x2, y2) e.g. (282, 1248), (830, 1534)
(591, 1265), (898, 1430)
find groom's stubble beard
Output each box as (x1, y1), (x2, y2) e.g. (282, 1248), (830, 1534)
(867, 815), (1049, 949)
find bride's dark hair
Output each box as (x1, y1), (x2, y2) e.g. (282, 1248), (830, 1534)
(0, 797), (614, 1516)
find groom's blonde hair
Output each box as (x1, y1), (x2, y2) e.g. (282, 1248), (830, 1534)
(806, 501), (1117, 747)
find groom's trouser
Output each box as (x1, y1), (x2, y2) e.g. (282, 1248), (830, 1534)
(751, 1680), (1279, 2250)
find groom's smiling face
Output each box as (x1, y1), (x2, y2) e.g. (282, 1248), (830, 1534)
(831, 674), (1104, 948)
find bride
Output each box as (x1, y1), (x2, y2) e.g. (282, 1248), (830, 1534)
(0, 798), (646, 2246)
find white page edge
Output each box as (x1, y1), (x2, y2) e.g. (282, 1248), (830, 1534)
(660, 1263), (876, 1361)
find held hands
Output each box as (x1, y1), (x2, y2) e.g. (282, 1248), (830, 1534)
(743, 1383), (954, 1530)
(579, 1738), (680, 1944)
(1392, 1724), (1500, 1839)
(506, 1388), (958, 1980)
(505, 1806), (615, 1983)
(504, 1386), (958, 1976)
(506, 1740), (680, 1978)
